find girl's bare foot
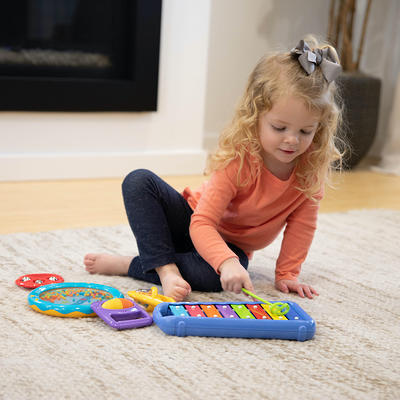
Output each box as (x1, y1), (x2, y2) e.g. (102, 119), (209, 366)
(156, 264), (191, 301)
(84, 253), (133, 276)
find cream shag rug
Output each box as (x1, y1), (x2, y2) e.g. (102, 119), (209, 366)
(0, 209), (399, 400)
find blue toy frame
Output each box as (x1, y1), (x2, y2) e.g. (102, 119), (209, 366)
(153, 301), (316, 341)
(28, 282), (124, 317)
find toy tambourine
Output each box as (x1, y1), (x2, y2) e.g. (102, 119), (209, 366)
(16, 273), (64, 289)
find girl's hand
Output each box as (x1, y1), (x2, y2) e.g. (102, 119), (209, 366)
(275, 279), (319, 299)
(219, 258), (254, 294)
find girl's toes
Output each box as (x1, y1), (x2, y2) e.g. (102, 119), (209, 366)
(85, 263), (95, 273)
(84, 253), (96, 263)
(83, 254), (97, 272)
(84, 258), (94, 267)
(174, 293), (185, 302)
(173, 286), (190, 301)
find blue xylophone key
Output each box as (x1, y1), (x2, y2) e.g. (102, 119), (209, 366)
(169, 305), (189, 317)
(283, 306), (302, 320)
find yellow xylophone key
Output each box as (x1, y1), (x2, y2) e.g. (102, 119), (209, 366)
(261, 303), (288, 320)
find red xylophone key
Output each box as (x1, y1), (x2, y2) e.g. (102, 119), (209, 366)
(184, 304), (205, 317)
(246, 304), (272, 319)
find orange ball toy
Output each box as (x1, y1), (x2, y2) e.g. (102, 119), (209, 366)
(102, 298), (134, 310)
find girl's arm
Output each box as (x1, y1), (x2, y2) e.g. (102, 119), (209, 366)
(189, 160), (253, 293)
(189, 165), (240, 271)
(275, 194), (322, 298)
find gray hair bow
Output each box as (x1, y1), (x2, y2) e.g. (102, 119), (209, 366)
(290, 40), (342, 83)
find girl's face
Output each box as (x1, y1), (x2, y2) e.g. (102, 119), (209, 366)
(258, 96), (320, 177)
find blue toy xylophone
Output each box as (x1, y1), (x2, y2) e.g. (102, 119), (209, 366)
(153, 301), (316, 341)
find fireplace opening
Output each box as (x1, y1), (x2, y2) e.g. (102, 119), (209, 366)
(0, 0), (162, 111)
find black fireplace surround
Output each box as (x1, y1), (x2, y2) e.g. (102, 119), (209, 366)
(0, 0), (162, 111)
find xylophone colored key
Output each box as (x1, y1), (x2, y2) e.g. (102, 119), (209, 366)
(169, 304), (189, 317)
(215, 304), (238, 318)
(231, 304), (255, 319)
(261, 304), (287, 320)
(246, 304), (272, 319)
(200, 304), (222, 318)
(283, 306), (302, 320)
(184, 304), (205, 317)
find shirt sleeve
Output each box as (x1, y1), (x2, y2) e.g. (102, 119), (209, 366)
(274, 190), (323, 282)
(189, 161), (241, 273)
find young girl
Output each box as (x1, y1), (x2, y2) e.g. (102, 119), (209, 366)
(84, 37), (344, 302)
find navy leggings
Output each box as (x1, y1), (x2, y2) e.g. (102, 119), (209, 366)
(122, 169), (249, 292)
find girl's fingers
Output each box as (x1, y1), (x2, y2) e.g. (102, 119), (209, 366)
(276, 280), (319, 299)
(277, 281), (289, 293)
(244, 280), (254, 293)
(310, 286), (319, 296)
(303, 285), (313, 299)
(303, 285), (319, 298)
(297, 286), (305, 298)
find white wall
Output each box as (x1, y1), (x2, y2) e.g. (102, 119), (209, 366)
(0, 1), (211, 180)
(357, 0), (400, 156)
(203, 0), (400, 157)
(203, 0), (331, 148)
(1, 0), (398, 181)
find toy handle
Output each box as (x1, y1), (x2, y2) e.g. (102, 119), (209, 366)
(242, 288), (290, 316)
(150, 286), (158, 297)
(242, 288), (267, 303)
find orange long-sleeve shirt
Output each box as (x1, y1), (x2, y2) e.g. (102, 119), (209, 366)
(182, 156), (322, 282)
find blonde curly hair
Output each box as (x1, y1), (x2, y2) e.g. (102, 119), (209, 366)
(206, 36), (346, 200)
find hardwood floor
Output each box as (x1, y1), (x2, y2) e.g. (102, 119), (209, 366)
(1, 170), (399, 234)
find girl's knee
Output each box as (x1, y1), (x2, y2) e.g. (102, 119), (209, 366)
(177, 253), (223, 292)
(122, 169), (156, 196)
(239, 254), (249, 269)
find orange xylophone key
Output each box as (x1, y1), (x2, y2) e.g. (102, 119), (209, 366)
(200, 304), (222, 318)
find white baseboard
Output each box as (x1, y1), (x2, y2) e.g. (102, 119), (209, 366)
(203, 132), (219, 152)
(0, 150), (208, 181)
